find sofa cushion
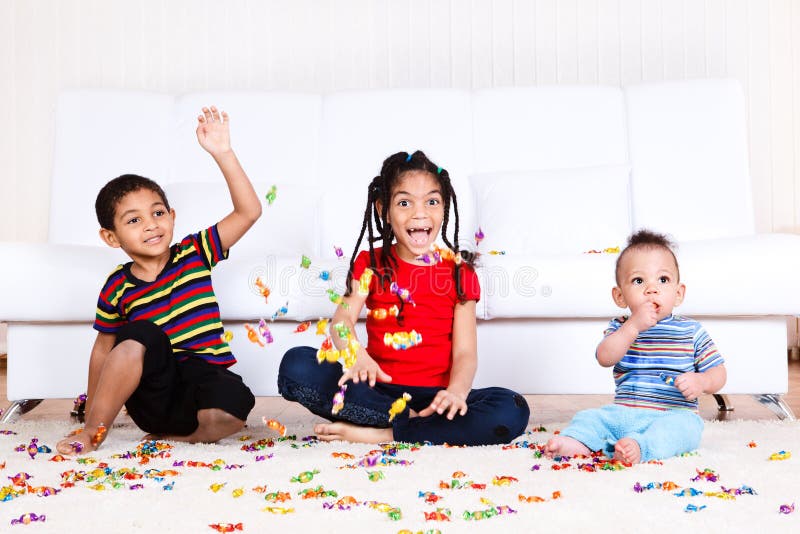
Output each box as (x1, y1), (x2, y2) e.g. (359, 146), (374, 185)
(470, 165), (631, 256)
(165, 182), (322, 258)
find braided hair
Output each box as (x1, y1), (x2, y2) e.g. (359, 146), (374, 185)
(344, 150), (476, 322)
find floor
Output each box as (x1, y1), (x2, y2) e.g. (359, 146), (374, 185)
(2, 358), (798, 425)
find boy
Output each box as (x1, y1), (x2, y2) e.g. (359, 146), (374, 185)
(544, 229), (726, 464)
(57, 106), (262, 454)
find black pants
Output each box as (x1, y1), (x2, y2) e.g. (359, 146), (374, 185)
(116, 321), (254, 435)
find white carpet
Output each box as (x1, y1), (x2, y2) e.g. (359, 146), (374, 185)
(0, 419), (797, 533)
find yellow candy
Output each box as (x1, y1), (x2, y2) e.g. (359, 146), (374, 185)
(388, 393), (412, 422)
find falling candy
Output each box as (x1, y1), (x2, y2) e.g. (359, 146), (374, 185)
(388, 393), (412, 422)
(258, 319), (274, 344)
(254, 277), (271, 302)
(358, 268), (374, 296)
(367, 305), (399, 321)
(331, 385), (347, 415)
(779, 503), (795, 514)
(263, 418), (287, 437)
(293, 321), (311, 333)
(265, 184), (277, 205)
(384, 330), (422, 350)
(315, 318), (329, 336)
(220, 331), (233, 343)
(300, 255), (312, 269)
(390, 282), (416, 306)
(319, 270), (331, 281)
(334, 246), (344, 259)
(271, 302), (289, 321)
(475, 227), (484, 246)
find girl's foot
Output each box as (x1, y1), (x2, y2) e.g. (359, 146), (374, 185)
(314, 422), (393, 444)
(614, 437), (641, 464)
(543, 435), (591, 458)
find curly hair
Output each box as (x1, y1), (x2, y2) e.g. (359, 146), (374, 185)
(95, 174), (170, 230)
(615, 229), (679, 285)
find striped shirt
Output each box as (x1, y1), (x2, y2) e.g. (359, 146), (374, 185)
(605, 314), (724, 411)
(94, 226), (234, 366)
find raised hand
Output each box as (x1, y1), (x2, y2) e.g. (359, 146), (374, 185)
(196, 106), (231, 156)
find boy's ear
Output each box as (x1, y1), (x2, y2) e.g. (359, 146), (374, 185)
(99, 227), (121, 249)
(675, 282), (686, 306)
(611, 286), (627, 308)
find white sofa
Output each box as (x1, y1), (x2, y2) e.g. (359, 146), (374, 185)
(1, 80), (798, 421)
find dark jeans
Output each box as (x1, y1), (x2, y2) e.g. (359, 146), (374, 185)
(277, 346), (530, 446)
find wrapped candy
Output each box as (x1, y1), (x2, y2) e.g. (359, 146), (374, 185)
(220, 331), (233, 343)
(315, 318), (329, 335)
(265, 184), (277, 205)
(334, 245), (344, 259)
(367, 305), (399, 321)
(244, 323), (265, 347)
(475, 227), (484, 246)
(258, 319), (274, 344)
(290, 469), (320, 483)
(327, 289), (349, 309)
(26, 438), (39, 460)
(265, 491), (292, 503)
(293, 321), (311, 333)
(319, 270), (331, 281)
(271, 302), (289, 321)
(388, 393), (412, 422)
(779, 503), (795, 514)
(316, 337), (339, 364)
(769, 450), (791, 461)
(263, 418), (287, 437)
(333, 322), (351, 339)
(358, 268), (374, 295)
(384, 330), (422, 350)
(491, 475), (518, 486)
(91, 424), (107, 447)
(209, 523), (243, 532)
(262, 506), (294, 514)
(300, 255), (312, 269)
(488, 250), (506, 255)
(254, 276), (271, 302)
(659, 372), (676, 386)
(390, 282), (416, 306)
(341, 337), (360, 368)
(331, 385), (347, 415)
(10, 513), (45, 525)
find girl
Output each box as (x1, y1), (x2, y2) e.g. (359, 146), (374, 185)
(278, 151), (530, 445)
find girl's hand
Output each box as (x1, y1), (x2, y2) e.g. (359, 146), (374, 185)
(418, 389), (468, 420)
(338, 351), (392, 387)
(196, 106), (232, 156)
(673, 372), (706, 401)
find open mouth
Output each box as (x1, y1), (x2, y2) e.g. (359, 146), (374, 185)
(144, 235), (163, 245)
(407, 227), (431, 247)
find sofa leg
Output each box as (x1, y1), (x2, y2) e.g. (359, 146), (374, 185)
(0, 399), (44, 423)
(753, 394), (797, 421)
(712, 393), (734, 413)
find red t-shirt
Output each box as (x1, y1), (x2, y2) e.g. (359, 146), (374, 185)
(352, 246), (480, 387)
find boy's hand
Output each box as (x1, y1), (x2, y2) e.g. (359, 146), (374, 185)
(627, 301), (659, 333)
(673, 372), (706, 401)
(339, 351), (392, 388)
(418, 389), (468, 420)
(196, 106), (232, 156)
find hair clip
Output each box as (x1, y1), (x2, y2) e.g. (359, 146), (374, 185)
(406, 154), (413, 162)
(436, 167), (442, 174)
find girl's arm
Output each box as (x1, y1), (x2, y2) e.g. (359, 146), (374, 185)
(331, 279), (392, 387)
(84, 332), (117, 416)
(418, 300), (477, 419)
(196, 106), (262, 252)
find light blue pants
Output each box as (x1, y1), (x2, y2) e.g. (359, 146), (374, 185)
(560, 404), (704, 462)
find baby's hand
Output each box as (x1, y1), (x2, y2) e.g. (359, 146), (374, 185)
(673, 372), (706, 401)
(628, 301), (659, 333)
(196, 106), (231, 156)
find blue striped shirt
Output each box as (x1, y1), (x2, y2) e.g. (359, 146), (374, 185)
(604, 314), (724, 411)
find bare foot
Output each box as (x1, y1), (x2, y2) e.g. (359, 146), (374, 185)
(614, 437), (641, 464)
(544, 435), (591, 458)
(56, 427), (102, 456)
(314, 422), (393, 444)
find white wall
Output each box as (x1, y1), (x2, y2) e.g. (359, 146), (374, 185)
(1, 0), (799, 241)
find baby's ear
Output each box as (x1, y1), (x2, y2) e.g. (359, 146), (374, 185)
(675, 283), (686, 306)
(611, 286), (627, 308)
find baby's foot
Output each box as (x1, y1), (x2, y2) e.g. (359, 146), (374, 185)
(314, 422), (393, 444)
(614, 437), (641, 464)
(56, 424), (107, 456)
(544, 435), (591, 458)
